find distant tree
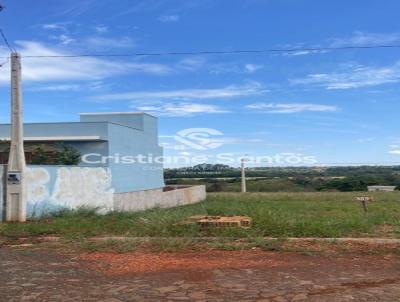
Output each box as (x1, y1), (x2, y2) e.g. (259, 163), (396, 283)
(319, 176), (380, 192)
(192, 163), (232, 171)
(55, 144), (81, 165)
(31, 144), (49, 165)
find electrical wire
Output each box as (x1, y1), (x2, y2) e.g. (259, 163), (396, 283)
(0, 29), (13, 51)
(0, 44), (398, 59)
(0, 29), (15, 52)
(0, 5), (16, 54)
(245, 162), (400, 167)
(0, 56), (9, 67)
(302, 162), (400, 165)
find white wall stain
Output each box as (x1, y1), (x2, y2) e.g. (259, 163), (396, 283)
(25, 167), (50, 203)
(51, 167), (114, 210)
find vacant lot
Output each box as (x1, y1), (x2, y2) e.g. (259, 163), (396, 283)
(2, 192), (400, 301)
(1, 192), (400, 241)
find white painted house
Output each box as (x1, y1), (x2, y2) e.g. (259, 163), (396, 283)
(367, 186), (396, 192)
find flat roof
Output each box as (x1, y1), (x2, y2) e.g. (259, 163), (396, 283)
(80, 112), (156, 117)
(0, 121), (142, 131)
(0, 136), (105, 142)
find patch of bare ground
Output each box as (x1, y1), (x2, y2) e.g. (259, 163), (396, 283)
(80, 250), (288, 275)
(2, 245), (400, 301)
(80, 245), (400, 276)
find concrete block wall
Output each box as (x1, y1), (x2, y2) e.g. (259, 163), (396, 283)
(162, 185), (207, 208)
(114, 188), (164, 212)
(114, 185), (207, 212)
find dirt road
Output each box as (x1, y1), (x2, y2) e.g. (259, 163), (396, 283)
(1, 246), (400, 301)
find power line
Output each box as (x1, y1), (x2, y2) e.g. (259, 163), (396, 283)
(0, 3), (14, 53)
(0, 4), (14, 52)
(0, 29), (14, 52)
(2, 44), (399, 59)
(242, 161), (400, 166)
(245, 163), (400, 167)
(304, 162), (400, 166)
(0, 56), (9, 67)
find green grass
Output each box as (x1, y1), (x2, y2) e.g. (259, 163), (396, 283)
(1, 192), (400, 239)
(222, 178), (309, 192)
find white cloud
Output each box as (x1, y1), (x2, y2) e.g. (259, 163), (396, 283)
(389, 144), (400, 155)
(291, 61), (400, 90)
(57, 34), (75, 45)
(133, 102), (229, 117)
(356, 137), (375, 143)
(84, 36), (135, 49)
(42, 22), (133, 49)
(215, 137), (264, 145)
(210, 63), (241, 75)
(29, 84), (82, 92)
(330, 31), (400, 47)
(210, 63), (264, 74)
(158, 15), (180, 22)
(247, 103), (338, 113)
(275, 32), (400, 57)
(94, 82), (266, 101)
(244, 63), (263, 73)
(0, 41), (172, 84)
(177, 57), (206, 71)
(95, 25), (109, 34)
(28, 81), (106, 92)
(283, 49), (328, 56)
(42, 23), (66, 31)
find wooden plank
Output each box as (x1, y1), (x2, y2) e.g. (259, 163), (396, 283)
(186, 215), (252, 229)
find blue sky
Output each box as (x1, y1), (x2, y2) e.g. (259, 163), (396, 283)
(1, 0), (400, 167)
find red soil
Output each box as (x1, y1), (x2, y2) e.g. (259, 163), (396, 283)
(80, 250), (290, 275)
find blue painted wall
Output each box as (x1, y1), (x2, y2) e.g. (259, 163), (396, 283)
(108, 121), (164, 192)
(80, 113), (145, 130)
(26, 165), (62, 216)
(69, 141), (109, 167)
(0, 122), (109, 140)
(25, 165), (115, 217)
(80, 113), (164, 192)
(0, 113), (165, 196)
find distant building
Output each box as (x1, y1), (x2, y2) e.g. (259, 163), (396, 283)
(368, 186), (396, 192)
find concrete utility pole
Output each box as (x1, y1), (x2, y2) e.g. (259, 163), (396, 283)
(241, 158), (247, 193)
(6, 52), (26, 222)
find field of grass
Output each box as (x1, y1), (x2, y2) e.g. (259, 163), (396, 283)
(167, 174), (400, 192)
(168, 178), (312, 192)
(1, 192), (400, 240)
